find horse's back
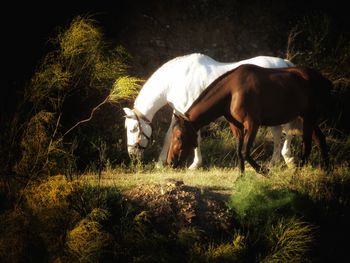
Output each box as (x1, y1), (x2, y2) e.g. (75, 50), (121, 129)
(229, 64), (331, 123)
(290, 67), (332, 110)
(280, 66), (332, 100)
(234, 64), (330, 90)
(238, 56), (294, 68)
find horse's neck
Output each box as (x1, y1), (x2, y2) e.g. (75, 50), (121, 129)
(133, 78), (168, 121)
(188, 101), (228, 131)
(186, 75), (232, 130)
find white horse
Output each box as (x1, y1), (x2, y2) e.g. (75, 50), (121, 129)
(124, 53), (298, 168)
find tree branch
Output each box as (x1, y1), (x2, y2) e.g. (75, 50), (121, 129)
(61, 95), (110, 139)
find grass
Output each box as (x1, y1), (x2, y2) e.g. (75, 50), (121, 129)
(82, 165), (243, 200)
(1, 164), (349, 262)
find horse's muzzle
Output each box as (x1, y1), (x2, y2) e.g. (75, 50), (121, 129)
(167, 153), (186, 168)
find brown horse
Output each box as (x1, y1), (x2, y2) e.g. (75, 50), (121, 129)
(166, 64), (331, 175)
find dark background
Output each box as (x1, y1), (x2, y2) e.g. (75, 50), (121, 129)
(2, 0), (348, 116)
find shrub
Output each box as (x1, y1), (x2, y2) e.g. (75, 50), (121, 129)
(190, 232), (247, 263)
(23, 175), (79, 258)
(11, 15), (142, 184)
(263, 217), (315, 262)
(66, 208), (113, 262)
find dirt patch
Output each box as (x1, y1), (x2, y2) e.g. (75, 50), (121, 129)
(123, 179), (234, 239)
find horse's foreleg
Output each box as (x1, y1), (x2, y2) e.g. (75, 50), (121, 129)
(243, 123), (268, 175)
(300, 121), (313, 167)
(312, 126), (329, 170)
(229, 123), (244, 174)
(189, 131), (203, 169)
(270, 126), (282, 165)
(157, 115), (176, 168)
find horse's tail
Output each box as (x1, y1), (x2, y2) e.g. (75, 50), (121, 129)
(284, 59), (295, 67)
(315, 70), (333, 97)
(311, 69), (333, 117)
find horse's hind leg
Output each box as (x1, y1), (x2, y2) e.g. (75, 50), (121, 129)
(312, 126), (329, 170)
(243, 122), (268, 175)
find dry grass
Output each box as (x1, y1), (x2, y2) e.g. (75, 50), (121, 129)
(82, 166), (243, 196)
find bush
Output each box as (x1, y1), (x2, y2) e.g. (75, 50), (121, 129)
(67, 208), (113, 262)
(23, 175), (79, 259)
(9, 15), (142, 184)
(263, 217), (315, 263)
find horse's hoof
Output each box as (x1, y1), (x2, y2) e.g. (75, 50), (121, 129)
(188, 160), (203, 170)
(155, 161), (165, 169)
(284, 157), (295, 168)
(188, 164), (200, 170)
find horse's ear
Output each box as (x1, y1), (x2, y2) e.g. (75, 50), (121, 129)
(123, 107), (135, 118)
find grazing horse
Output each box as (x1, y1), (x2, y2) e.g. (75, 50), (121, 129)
(166, 64), (331, 174)
(123, 53), (296, 168)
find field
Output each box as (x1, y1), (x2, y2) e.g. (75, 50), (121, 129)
(1, 162), (349, 262)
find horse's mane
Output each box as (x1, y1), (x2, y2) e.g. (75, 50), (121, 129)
(161, 53), (205, 68)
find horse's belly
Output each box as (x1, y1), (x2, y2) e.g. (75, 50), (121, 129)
(261, 112), (299, 126)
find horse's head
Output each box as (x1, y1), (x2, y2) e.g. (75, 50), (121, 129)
(167, 114), (198, 168)
(123, 107), (152, 161)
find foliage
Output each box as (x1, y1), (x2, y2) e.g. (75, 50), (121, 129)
(286, 14), (350, 134)
(23, 175), (79, 259)
(19, 175), (125, 262)
(8, 15), (142, 186)
(263, 217), (315, 263)
(286, 14), (349, 77)
(13, 111), (61, 178)
(67, 208), (112, 262)
(229, 175), (298, 227)
(58, 16), (103, 58)
(109, 76), (143, 103)
(24, 175), (76, 212)
(190, 232), (247, 262)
